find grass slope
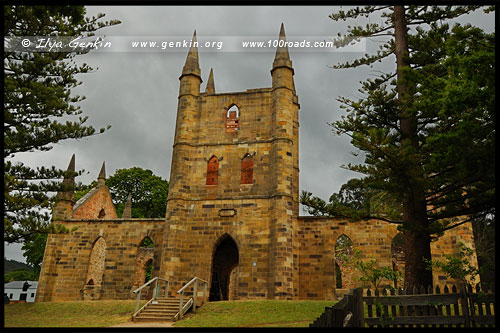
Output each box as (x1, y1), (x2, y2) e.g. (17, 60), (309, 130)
(174, 300), (337, 328)
(4, 300), (145, 327)
(4, 299), (336, 328)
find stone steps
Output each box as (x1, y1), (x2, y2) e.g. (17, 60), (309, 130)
(133, 298), (181, 322)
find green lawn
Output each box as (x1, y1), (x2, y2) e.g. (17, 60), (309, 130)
(4, 300), (146, 327)
(174, 300), (337, 327)
(4, 299), (336, 328)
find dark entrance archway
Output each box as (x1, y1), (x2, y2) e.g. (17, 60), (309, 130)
(209, 234), (239, 301)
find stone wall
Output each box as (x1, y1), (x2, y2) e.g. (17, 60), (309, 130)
(296, 216), (479, 300)
(161, 198), (274, 299)
(37, 214), (479, 302)
(168, 89), (278, 203)
(36, 219), (164, 302)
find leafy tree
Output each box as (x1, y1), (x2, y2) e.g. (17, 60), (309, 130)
(338, 249), (401, 291)
(4, 268), (36, 283)
(301, 178), (402, 223)
(21, 233), (48, 280)
(106, 167), (169, 218)
(302, 6), (494, 289)
(4, 6), (120, 243)
(424, 243), (479, 290)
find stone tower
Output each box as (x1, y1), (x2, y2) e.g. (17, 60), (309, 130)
(160, 24), (300, 300)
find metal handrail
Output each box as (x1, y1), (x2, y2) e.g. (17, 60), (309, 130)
(175, 277), (209, 320)
(132, 277), (170, 318)
(133, 277), (158, 294)
(197, 277), (208, 284)
(133, 276), (169, 294)
(133, 297), (155, 319)
(174, 298), (193, 321)
(177, 277), (198, 294)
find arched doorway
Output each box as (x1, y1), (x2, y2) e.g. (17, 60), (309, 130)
(209, 234), (239, 301)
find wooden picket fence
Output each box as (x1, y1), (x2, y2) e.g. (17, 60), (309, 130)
(310, 284), (495, 328)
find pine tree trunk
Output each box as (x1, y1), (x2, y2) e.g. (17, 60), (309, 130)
(393, 5), (433, 290)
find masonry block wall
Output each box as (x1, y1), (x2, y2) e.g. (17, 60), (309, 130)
(37, 214), (478, 302)
(36, 218), (164, 302)
(296, 217), (479, 300)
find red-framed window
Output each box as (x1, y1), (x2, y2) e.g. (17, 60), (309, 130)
(207, 156), (219, 185)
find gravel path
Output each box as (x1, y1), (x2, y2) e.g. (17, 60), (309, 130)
(109, 321), (174, 327)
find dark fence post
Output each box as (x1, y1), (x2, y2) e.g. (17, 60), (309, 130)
(351, 288), (364, 327)
(326, 307), (334, 327)
(461, 284), (471, 327)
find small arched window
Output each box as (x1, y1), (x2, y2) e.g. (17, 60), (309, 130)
(241, 154), (253, 185)
(139, 236), (154, 248)
(225, 105), (239, 132)
(206, 156), (219, 185)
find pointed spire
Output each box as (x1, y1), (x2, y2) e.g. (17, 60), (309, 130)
(67, 153), (76, 174)
(272, 23), (293, 72)
(57, 154), (76, 202)
(97, 161), (106, 185)
(181, 30), (202, 79)
(53, 154), (76, 220)
(122, 192), (132, 219)
(205, 68), (215, 94)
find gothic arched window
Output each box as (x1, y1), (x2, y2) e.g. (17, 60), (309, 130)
(241, 154), (253, 185)
(225, 105), (239, 132)
(206, 156), (219, 185)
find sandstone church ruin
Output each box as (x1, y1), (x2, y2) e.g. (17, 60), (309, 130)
(36, 25), (478, 302)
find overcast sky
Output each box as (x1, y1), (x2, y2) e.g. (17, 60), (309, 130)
(4, 6), (494, 263)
